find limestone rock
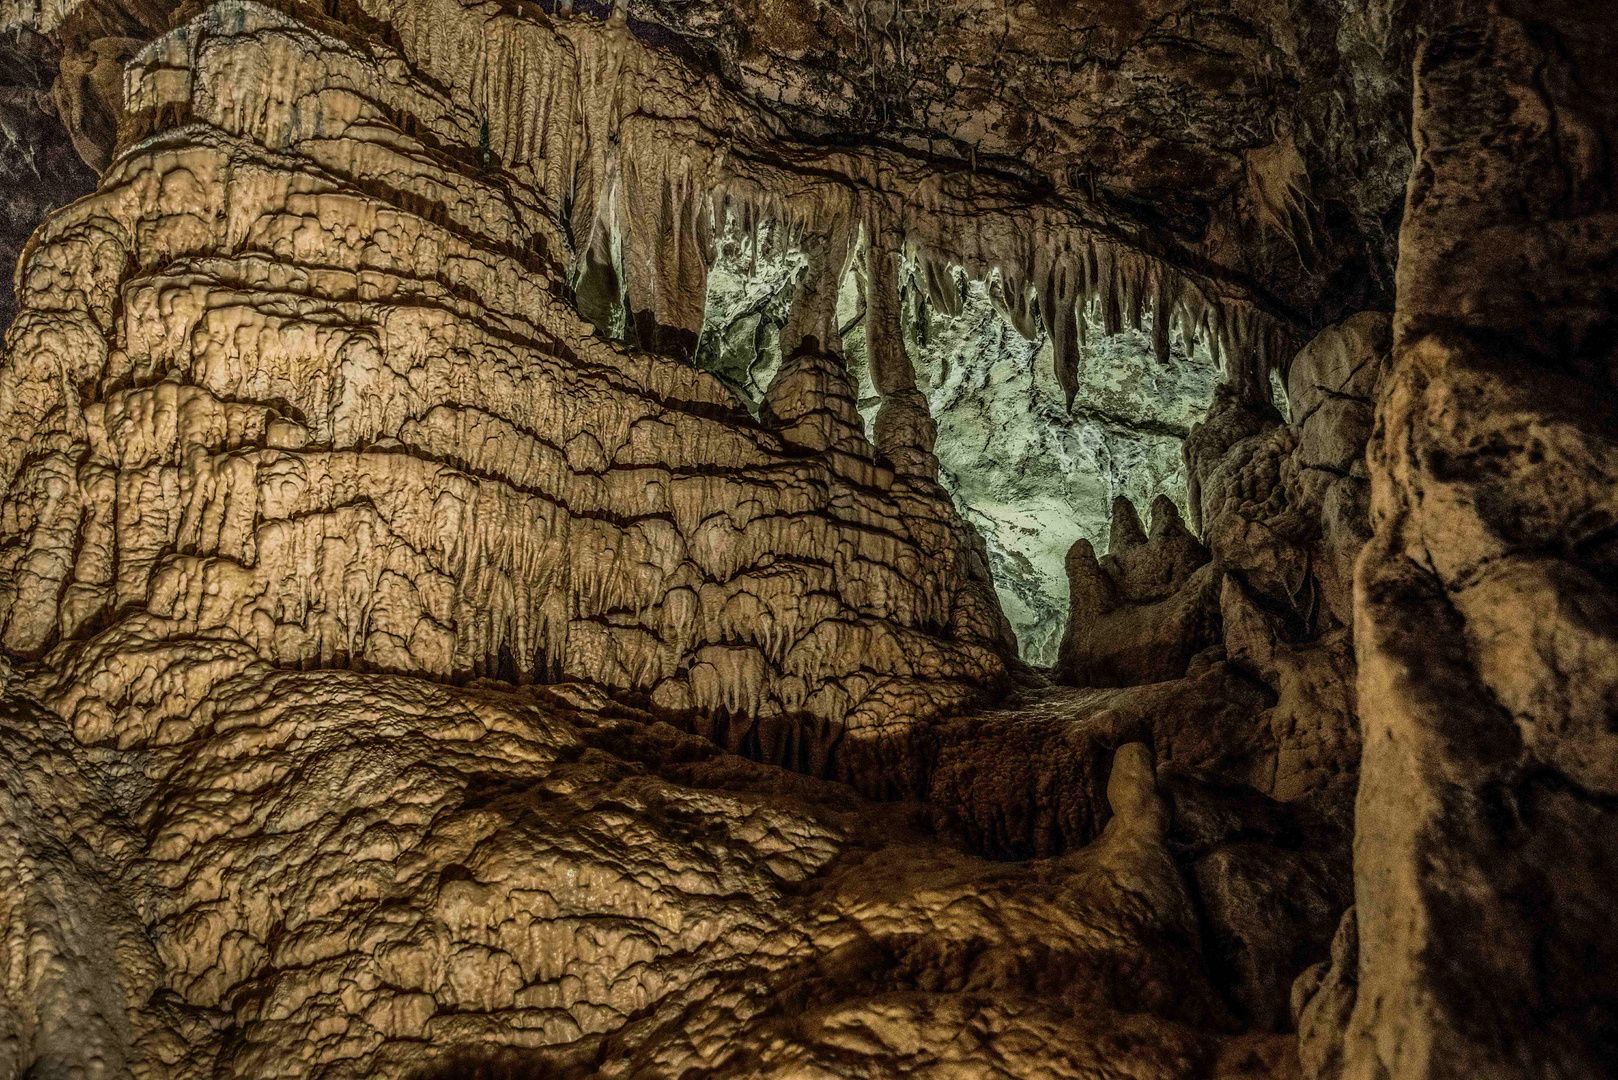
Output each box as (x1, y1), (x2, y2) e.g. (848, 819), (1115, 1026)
(0, 2), (1015, 795)
(0, 29), (98, 330)
(1057, 496), (1221, 688)
(1290, 909), (1357, 1080)
(1312, 9), (1618, 1079)
(905, 277), (1219, 666)
(632, 0), (1413, 329)
(926, 666), (1277, 860)
(1163, 313), (1390, 813)
(51, 36), (138, 174)
(1164, 767), (1351, 1034)
(1193, 843), (1346, 1032)
(0, 658), (1302, 1078)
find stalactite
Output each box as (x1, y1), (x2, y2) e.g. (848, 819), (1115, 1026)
(308, 0), (1302, 468)
(1151, 268), (1176, 366)
(919, 250), (964, 318)
(989, 273), (1040, 341)
(1040, 259), (1081, 410)
(780, 215), (855, 358)
(862, 211), (916, 397)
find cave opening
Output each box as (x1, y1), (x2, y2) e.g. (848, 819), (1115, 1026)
(688, 226), (1223, 666)
(690, 215), (809, 411)
(886, 256), (1221, 666)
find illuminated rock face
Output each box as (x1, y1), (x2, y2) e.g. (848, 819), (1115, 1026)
(0, 3), (1016, 784)
(715, 248), (1221, 666)
(0, 0), (1613, 1078)
(905, 284), (1219, 666)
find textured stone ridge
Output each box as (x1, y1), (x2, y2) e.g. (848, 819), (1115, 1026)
(1293, 7), (1618, 1078)
(0, 663), (1311, 1078)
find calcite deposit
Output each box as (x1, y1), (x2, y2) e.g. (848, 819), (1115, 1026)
(0, 0), (1612, 1077)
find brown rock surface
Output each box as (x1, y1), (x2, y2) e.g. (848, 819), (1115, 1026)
(0, 29), (98, 329)
(1292, 7), (1618, 1078)
(0, 2), (1023, 791)
(1056, 495), (1222, 688)
(1, 653), (1314, 1078)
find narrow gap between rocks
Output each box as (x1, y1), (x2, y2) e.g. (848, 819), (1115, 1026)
(852, 254), (1221, 665)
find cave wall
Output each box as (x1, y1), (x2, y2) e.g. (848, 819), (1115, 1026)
(1295, 6), (1618, 1077)
(0, 0), (1020, 785)
(0, 28), (99, 330)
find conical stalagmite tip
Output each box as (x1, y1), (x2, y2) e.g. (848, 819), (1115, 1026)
(1105, 742), (1162, 827)
(1064, 537), (1116, 620)
(1109, 495), (1147, 553)
(1148, 493), (1187, 540)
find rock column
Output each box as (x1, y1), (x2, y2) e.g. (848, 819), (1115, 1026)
(1300, 8), (1618, 1077)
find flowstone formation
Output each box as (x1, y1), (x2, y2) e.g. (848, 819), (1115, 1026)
(0, 1), (1029, 777)
(0, 0), (1614, 1078)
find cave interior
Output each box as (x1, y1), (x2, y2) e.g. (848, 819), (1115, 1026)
(0, 0), (1614, 1077)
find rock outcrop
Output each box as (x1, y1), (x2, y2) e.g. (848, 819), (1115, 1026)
(1059, 307), (1387, 812)
(1293, 7), (1618, 1078)
(1041, 306), (1394, 1041)
(2, 663), (1312, 1078)
(1058, 493), (1220, 687)
(0, 2), (1019, 793)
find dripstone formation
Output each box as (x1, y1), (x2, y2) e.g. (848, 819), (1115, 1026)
(0, 1), (1612, 1078)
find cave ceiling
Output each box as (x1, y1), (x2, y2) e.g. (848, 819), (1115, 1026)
(627, 0), (1414, 326)
(3, 0), (1413, 335)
